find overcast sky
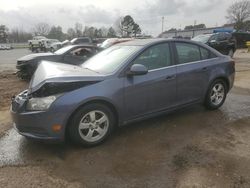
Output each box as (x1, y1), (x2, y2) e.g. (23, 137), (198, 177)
(0, 0), (234, 36)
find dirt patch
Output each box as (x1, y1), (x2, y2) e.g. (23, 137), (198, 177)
(0, 165), (82, 188)
(0, 71), (28, 110)
(0, 71), (28, 136)
(172, 145), (216, 170)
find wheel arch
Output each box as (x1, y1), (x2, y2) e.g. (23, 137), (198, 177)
(64, 99), (119, 139)
(213, 76), (229, 92)
(206, 76), (230, 97)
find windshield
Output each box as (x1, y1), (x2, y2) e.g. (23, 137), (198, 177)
(54, 45), (73, 55)
(192, 35), (212, 43)
(82, 45), (141, 74)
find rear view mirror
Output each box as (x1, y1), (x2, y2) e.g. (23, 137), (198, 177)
(127, 64), (148, 76)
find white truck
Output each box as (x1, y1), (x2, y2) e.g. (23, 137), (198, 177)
(28, 36), (47, 52)
(28, 36), (60, 52)
(40, 39), (60, 52)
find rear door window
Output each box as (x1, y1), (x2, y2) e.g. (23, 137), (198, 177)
(175, 42), (201, 64)
(200, 47), (210, 60)
(200, 47), (217, 60)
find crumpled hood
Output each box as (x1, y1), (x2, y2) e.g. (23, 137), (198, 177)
(29, 61), (105, 93)
(18, 53), (55, 61)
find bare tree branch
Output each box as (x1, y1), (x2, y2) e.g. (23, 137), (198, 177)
(226, 0), (250, 23)
(33, 22), (50, 36)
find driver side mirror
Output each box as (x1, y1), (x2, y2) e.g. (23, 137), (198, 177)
(127, 64), (148, 76)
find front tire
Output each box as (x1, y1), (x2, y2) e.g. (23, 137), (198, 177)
(69, 103), (115, 146)
(204, 79), (227, 110)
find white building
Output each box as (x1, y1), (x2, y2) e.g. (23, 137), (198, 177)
(159, 26), (234, 39)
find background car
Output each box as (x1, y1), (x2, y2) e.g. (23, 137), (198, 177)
(99, 38), (134, 49)
(0, 44), (13, 50)
(192, 32), (236, 57)
(11, 39), (235, 146)
(70, 37), (93, 45)
(16, 44), (99, 79)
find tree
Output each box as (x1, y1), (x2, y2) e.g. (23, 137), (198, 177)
(132, 23), (141, 37)
(74, 22), (83, 37)
(96, 29), (104, 38)
(107, 27), (116, 37)
(8, 28), (32, 43)
(227, 0), (250, 30)
(114, 17), (124, 37)
(48, 26), (65, 41)
(67, 28), (76, 39)
(114, 15), (142, 37)
(243, 20), (250, 31)
(121, 15), (135, 37)
(83, 26), (89, 37)
(33, 22), (50, 36)
(84, 26), (95, 38)
(100, 27), (108, 37)
(0, 25), (8, 43)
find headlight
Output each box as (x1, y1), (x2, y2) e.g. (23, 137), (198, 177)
(26, 95), (57, 111)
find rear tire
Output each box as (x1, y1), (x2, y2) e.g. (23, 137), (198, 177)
(69, 103), (115, 146)
(204, 79), (227, 110)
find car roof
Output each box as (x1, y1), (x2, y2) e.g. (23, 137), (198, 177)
(117, 38), (206, 47)
(116, 38), (223, 57)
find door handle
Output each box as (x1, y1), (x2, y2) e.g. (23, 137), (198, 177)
(165, 75), (176, 80)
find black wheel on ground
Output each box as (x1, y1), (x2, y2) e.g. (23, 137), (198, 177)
(69, 103), (115, 146)
(204, 79), (227, 110)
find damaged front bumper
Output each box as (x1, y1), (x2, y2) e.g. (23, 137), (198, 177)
(10, 90), (65, 141)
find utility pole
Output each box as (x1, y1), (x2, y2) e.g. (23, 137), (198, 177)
(162, 16), (164, 33)
(193, 20), (197, 38)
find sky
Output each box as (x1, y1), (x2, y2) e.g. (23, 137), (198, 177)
(0, 0), (235, 36)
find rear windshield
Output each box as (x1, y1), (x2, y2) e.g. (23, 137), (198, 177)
(192, 35), (212, 43)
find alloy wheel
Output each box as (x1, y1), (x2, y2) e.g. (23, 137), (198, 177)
(210, 83), (225, 106)
(78, 110), (109, 142)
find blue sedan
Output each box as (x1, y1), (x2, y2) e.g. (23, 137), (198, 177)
(11, 39), (235, 146)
